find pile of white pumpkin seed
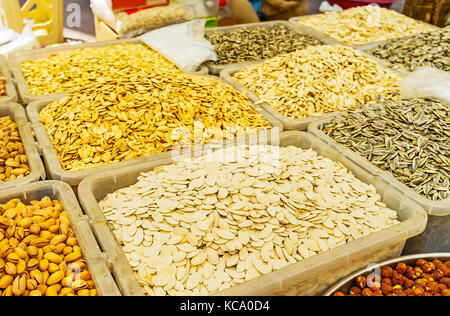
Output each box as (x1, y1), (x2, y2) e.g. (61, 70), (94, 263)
(320, 98), (449, 201)
(368, 27), (450, 72)
(206, 25), (323, 65)
(99, 144), (399, 296)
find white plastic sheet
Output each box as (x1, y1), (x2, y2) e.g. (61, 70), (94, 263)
(400, 67), (450, 104)
(0, 22), (39, 56)
(139, 20), (217, 73)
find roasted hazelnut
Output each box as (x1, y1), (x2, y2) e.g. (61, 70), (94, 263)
(413, 286), (425, 296)
(432, 269), (444, 281)
(396, 262), (407, 274)
(415, 259), (427, 267)
(350, 286), (362, 295)
(441, 277), (450, 287)
(404, 288), (414, 296)
(423, 273), (433, 281)
(356, 275), (367, 289)
(413, 267), (423, 279)
(381, 266), (393, 278)
(404, 279), (414, 289)
(434, 293), (442, 297)
(405, 266), (415, 279)
(334, 292), (345, 296)
(423, 291), (433, 296)
(441, 289), (450, 297)
(439, 284), (447, 291)
(393, 288), (406, 296)
(415, 278), (427, 288)
(372, 288), (383, 296)
(362, 288), (373, 296)
(426, 281), (440, 294)
(392, 271), (405, 286)
(445, 261), (450, 269)
(422, 262), (435, 273)
(381, 283), (393, 295)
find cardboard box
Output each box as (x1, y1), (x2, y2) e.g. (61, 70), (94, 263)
(111, 0), (168, 11)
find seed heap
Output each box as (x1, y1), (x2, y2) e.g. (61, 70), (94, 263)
(297, 6), (435, 45)
(0, 197), (97, 296)
(115, 2), (191, 37)
(0, 75), (6, 96)
(20, 44), (181, 96)
(234, 45), (401, 119)
(0, 116), (30, 183)
(321, 98), (449, 201)
(369, 27), (450, 72)
(99, 144), (399, 296)
(206, 25), (323, 65)
(40, 74), (270, 172)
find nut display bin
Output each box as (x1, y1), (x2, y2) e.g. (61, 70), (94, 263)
(324, 253), (450, 296)
(0, 55), (18, 104)
(0, 103), (45, 191)
(8, 38), (209, 105)
(205, 20), (339, 76)
(26, 92), (282, 187)
(220, 52), (405, 131)
(289, 15), (441, 49)
(308, 119), (450, 254)
(0, 181), (121, 296)
(77, 131), (428, 296)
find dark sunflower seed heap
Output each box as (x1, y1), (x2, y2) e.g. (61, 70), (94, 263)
(369, 27), (450, 72)
(206, 25), (323, 65)
(321, 98), (450, 201)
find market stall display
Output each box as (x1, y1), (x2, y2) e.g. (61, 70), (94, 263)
(205, 21), (328, 75)
(290, 6), (437, 46)
(223, 45), (401, 130)
(9, 39), (208, 105)
(0, 181), (121, 296)
(325, 253), (450, 296)
(0, 104), (45, 192)
(365, 27), (450, 73)
(78, 132), (427, 296)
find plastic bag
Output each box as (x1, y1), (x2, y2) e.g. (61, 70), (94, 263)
(0, 22), (39, 56)
(400, 67), (450, 103)
(140, 20), (217, 72)
(319, 1), (343, 13)
(91, 0), (192, 38)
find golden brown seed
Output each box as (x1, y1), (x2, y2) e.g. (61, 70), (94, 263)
(26, 278), (38, 291)
(65, 252), (81, 263)
(39, 259), (49, 271)
(77, 289), (90, 296)
(59, 287), (74, 296)
(48, 263), (59, 274)
(47, 271), (65, 285)
(44, 252), (62, 264)
(0, 274), (14, 289)
(29, 290), (42, 296)
(4, 262), (17, 275)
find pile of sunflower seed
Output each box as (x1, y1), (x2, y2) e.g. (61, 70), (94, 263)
(206, 25), (323, 65)
(368, 27), (450, 72)
(321, 98), (449, 201)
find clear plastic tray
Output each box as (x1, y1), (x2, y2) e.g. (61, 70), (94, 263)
(205, 20), (339, 76)
(0, 103), (46, 191)
(26, 89), (283, 186)
(77, 131), (428, 296)
(220, 51), (406, 131)
(0, 55), (18, 104)
(0, 180), (121, 296)
(8, 38), (209, 105)
(289, 15), (441, 49)
(308, 119), (450, 217)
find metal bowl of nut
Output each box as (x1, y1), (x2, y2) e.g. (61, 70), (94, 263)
(324, 253), (450, 296)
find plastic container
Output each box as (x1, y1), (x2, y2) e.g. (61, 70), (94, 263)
(205, 20), (339, 76)
(0, 55), (18, 104)
(0, 103), (46, 192)
(0, 0), (63, 46)
(8, 38), (209, 105)
(26, 89), (282, 187)
(308, 118), (450, 254)
(0, 180), (121, 296)
(77, 131), (428, 296)
(324, 253), (450, 296)
(289, 15), (441, 48)
(220, 53), (406, 131)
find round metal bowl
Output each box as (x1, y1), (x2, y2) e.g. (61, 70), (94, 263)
(324, 253), (450, 296)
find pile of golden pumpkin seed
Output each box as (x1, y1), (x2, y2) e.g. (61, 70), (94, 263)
(0, 74), (6, 97)
(39, 73), (270, 172)
(0, 197), (97, 296)
(320, 98), (449, 201)
(206, 25), (323, 65)
(0, 116), (30, 183)
(234, 45), (401, 119)
(368, 27), (450, 72)
(99, 144), (399, 296)
(20, 44), (181, 96)
(297, 6), (435, 45)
